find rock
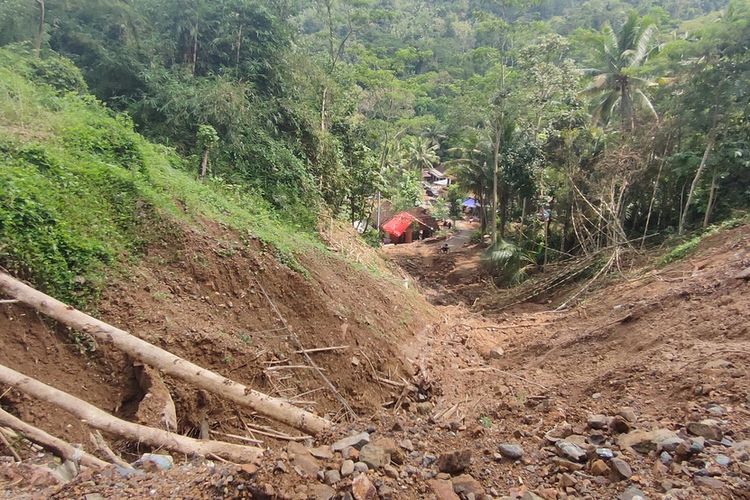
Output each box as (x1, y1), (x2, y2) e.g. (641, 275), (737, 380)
(618, 429), (679, 454)
(687, 420), (723, 441)
(555, 440), (587, 462)
(595, 448), (614, 460)
(715, 454), (731, 466)
(378, 484), (395, 499)
(489, 346), (505, 359)
(359, 444), (390, 469)
(310, 446), (334, 460)
(706, 404), (725, 416)
(290, 450), (320, 477)
(619, 486), (648, 500)
(498, 443), (524, 460)
(676, 436), (705, 456)
(659, 451), (673, 465)
(611, 457), (632, 480)
(400, 439), (414, 452)
(521, 492), (545, 500)
(309, 484), (336, 500)
(587, 414), (609, 430)
(428, 479), (460, 500)
(352, 473), (377, 500)
(53, 460), (79, 482)
(559, 472), (577, 488)
(609, 416), (631, 434)
(84, 495), (105, 500)
(324, 469), (341, 485)
(372, 437), (404, 464)
(551, 457), (584, 471)
(694, 475), (725, 490)
(354, 461), (369, 473)
(341, 459), (355, 477)
(332, 432), (370, 452)
(618, 407), (637, 423)
(273, 460), (288, 474)
(591, 392), (602, 400)
(590, 459), (610, 476)
(134, 453), (173, 471)
(659, 437), (686, 453)
(437, 449), (472, 474)
(342, 447), (359, 460)
(544, 422), (573, 443)
(451, 474), (485, 497)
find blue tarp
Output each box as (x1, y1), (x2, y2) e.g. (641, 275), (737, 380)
(462, 198), (478, 208)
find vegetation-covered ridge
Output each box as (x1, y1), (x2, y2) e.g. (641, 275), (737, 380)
(0, 47), (323, 306)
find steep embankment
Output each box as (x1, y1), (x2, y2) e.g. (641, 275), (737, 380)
(0, 49), (431, 447)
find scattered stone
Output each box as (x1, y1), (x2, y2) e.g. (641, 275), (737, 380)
(687, 420), (723, 441)
(618, 429), (679, 454)
(609, 415), (631, 434)
(559, 472), (577, 488)
(611, 457), (633, 480)
(437, 449), (472, 474)
(451, 474), (485, 497)
(309, 484), (336, 500)
(498, 443), (524, 460)
(354, 462), (369, 473)
(551, 457), (584, 472)
(659, 437), (686, 453)
(591, 392), (602, 400)
(341, 460), (355, 477)
(332, 432), (370, 452)
(596, 448), (614, 460)
(399, 439), (414, 452)
(521, 492), (545, 500)
(720, 436), (734, 447)
(706, 404), (725, 416)
(694, 475), (725, 490)
(352, 473), (377, 500)
(556, 440), (587, 462)
(384, 464), (399, 479)
(715, 454), (731, 466)
(587, 414), (609, 430)
(289, 446), (320, 477)
(372, 437), (403, 464)
(53, 461), (79, 482)
(489, 346), (505, 359)
(619, 486), (648, 500)
(324, 469), (341, 485)
(428, 478), (460, 500)
(618, 407), (637, 423)
(660, 451), (673, 465)
(133, 453), (173, 471)
(274, 460), (288, 474)
(84, 495), (105, 500)
(422, 453), (438, 467)
(590, 459), (610, 476)
(310, 446), (334, 460)
(359, 444), (390, 469)
(545, 422), (573, 443)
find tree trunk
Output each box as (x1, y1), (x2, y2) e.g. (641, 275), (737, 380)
(191, 26), (198, 75)
(199, 149), (209, 180)
(0, 272), (331, 435)
(680, 129), (716, 235)
(641, 141), (669, 249)
(492, 129), (500, 246)
(35, 0), (45, 59)
(702, 169), (718, 228)
(0, 364), (262, 463)
(0, 408), (108, 469)
(518, 197), (527, 245)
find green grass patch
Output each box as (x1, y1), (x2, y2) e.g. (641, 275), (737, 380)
(0, 48), (320, 305)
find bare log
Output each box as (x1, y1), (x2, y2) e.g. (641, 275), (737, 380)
(0, 272), (330, 435)
(0, 363), (262, 463)
(0, 407), (108, 468)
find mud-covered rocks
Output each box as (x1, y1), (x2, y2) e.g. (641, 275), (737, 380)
(498, 443), (524, 460)
(359, 444), (390, 469)
(437, 449), (471, 474)
(686, 420), (723, 441)
(352, 473), (377, 500)
(332, 432), (370, 452)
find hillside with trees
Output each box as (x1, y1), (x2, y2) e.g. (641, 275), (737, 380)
(0, 1), (749, 498)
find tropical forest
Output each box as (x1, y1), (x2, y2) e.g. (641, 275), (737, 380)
(0, 0), (748, 498)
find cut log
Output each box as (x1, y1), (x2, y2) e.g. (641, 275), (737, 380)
(0, 363), (263, 463)
(0, 272), (330, 435)
(0, 407), (108, 468)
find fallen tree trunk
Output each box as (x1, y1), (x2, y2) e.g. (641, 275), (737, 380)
(0, 407), (108, 468)
(0, 272), (330, 435)
(0, 363), (263, 463)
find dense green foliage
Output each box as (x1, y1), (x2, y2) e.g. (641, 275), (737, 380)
(0, 0), (748, 290)
(0, 47), (319, 304)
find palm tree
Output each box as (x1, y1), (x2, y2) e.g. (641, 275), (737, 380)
(401, 138), (439, 171)
(584, 13), (658, 131)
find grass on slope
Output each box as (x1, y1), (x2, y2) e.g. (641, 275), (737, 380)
(0, 47), (321, 306)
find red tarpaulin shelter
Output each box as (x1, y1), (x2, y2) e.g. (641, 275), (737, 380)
(382, 212), (416, 238)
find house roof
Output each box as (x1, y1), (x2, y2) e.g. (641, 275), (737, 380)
(382, 212), (415, 238)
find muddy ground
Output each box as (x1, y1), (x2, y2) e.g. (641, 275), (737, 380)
(1, 221), (749, 499)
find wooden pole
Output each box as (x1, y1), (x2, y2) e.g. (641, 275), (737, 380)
(0, 363), (263, 463)
(0, 407), (108, 468)
(0, 272), (331, 435)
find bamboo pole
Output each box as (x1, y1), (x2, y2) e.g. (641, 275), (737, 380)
(0, 272), (330, 435)
(0, 363), (262, 463)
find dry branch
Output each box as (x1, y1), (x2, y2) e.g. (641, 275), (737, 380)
(0, 272), (330, 435)
(90, 431), (132, 469)
(0, 407), (108, 468)
(0, 363), (263, 463)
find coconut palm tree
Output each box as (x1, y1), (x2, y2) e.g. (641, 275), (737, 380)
(584, 13), (658, 131)
(401, 137), (440, 171)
